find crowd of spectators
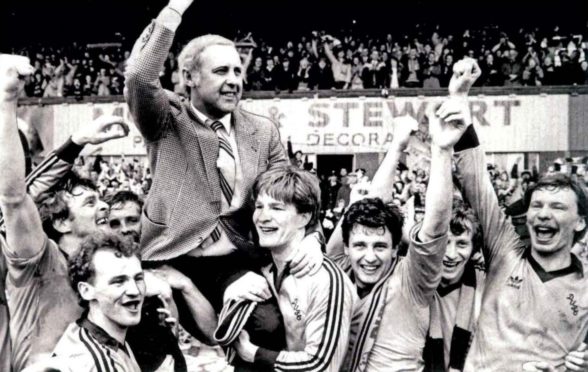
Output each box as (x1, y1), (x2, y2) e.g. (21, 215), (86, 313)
(14, 23), (588, 99)
(72, 154), (152, 199)
(310, 154), (588, 243)
(58, 139), (588, 245)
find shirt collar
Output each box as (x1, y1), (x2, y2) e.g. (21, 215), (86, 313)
(191, 103), (232, 135)
(77, 314), (128, 353)
(525, 248), (584, 282)
(437, 281), (462, 297)
(268, 261), (292, 293)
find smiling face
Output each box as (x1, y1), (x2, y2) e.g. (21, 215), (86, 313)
(345, 224), (396, 290)
(526, 187), (586, 256)
(189, 44), (243, 119)
(253, 193), (309, 252)
(109, 201), (141, 243)
(64, 186), (110, 238)
(442, 229), (475, 285)
(81, 249), (145, 333)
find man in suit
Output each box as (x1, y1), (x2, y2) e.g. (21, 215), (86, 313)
(124, 0), (323, 346)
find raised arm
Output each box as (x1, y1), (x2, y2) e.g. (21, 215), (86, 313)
(0, 115), (129, 228)
(416, 104), (457, 242)
(310, 38), (320, 59)
(450, 58), (522, 266)
(0, 55), (45, 259)
(124, 0), (193, 142)
(399, 99), (467, 306)
(323, 42), (337, 65)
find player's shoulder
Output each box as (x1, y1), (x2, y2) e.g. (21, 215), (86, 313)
(310, 257), (354, 290)
(168, 90), (189, 114)
(235, 106), (278, 129)
(576, 254), (588, 277)
(53, 322), (89, 357)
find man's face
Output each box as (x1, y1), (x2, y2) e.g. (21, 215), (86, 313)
(526, 187), (585, 255)
(109, 201), (142, 243)
(300, 58), (309, 69)
(266, 59), (274, 70)
(86, 250), (145, 330)
(253, 193), (309, 251)
(191, 44), (242, 118)
(65, 186), (109, 238)
(345, 224), (396, 290)
(90, 171), (99, 182)
(442, 228), (475, 286)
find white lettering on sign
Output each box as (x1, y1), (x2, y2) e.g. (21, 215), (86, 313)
(19, 94), (569, 156)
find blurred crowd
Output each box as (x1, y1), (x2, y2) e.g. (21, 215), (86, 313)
(73, 154), (152, 199)
(283, 138), (588, 243)
(63, 145), (588, 247)
(14, 23), (588, 99)
(79, 147), (588, 237)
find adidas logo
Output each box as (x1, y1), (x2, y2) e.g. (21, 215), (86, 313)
(507, 275), (523, 289)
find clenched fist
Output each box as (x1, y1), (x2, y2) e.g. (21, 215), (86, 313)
(448, 57), (481, 97)
(0, 54), (34, 102)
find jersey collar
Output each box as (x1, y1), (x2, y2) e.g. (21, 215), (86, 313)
(526, 248), (584, 282)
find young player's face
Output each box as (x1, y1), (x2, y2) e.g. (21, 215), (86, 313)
(109, 201), (142, 243)
(66, 186), (110, 238)
(192, 44), (243, 118)
(345, 224), (396, 290)
(254, 193), (309, 251)
(526, 187), (586, 255)
(87, 250), (145, 331)
(442, 228), (475, 286)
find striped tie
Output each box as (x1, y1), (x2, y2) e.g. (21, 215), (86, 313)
(208, 120), (236, 242)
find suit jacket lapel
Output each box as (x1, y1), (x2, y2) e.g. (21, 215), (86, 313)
(185, 105), (219, 198)
(233, 109), (259, 188)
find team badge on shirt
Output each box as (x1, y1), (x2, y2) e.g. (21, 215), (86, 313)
(506, 275), (523, 289)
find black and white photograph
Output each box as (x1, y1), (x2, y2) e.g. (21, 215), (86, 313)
(1, 0), (588, 371)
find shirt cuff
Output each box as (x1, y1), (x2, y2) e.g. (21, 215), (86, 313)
(454, 124), (480, 152)
(55, 137), (85, 164)
(409, 223), (448, 251)
(254, 347), (279, 370)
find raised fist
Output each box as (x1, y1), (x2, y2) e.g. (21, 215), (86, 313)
(0, 54), (34, 102)
(448, 57), (481, 97)
(391, 115), (419, 151)
(428, 98), (471, 149)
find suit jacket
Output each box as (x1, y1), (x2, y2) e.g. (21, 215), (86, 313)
(125, 21), (288, 261)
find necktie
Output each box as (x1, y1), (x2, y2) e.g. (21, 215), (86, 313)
(208, 119), (236, 242)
